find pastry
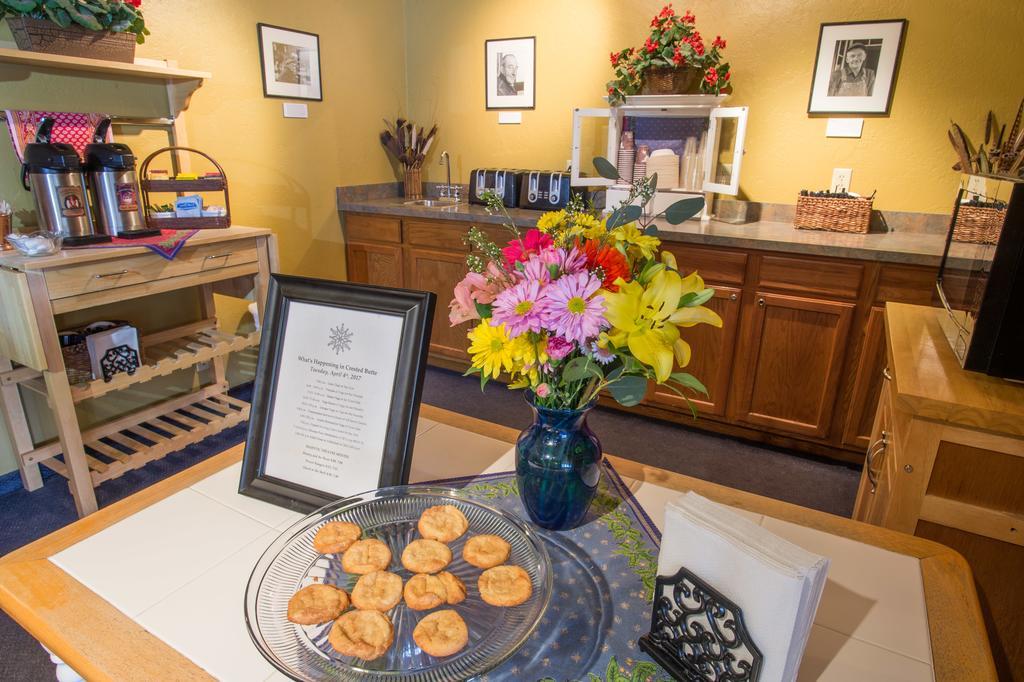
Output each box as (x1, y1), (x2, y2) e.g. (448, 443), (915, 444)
(478, 565), (532, 606)
(401, 539), (452, 573)
(436, 571), (466, 605)
(350, 571), (403, 611)
(328, 609), (394, 661)
(462, 534), (511, 569)
(413, 609), (469, 657)
(403, 573), (447, 611)
(417, 505), (469, 543)
(342, 538), (392, 574)
(312, 521), (361, 554)
(286, 583), (348, 625)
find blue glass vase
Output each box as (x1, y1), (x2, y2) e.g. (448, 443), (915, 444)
(516, 392), (601, 530)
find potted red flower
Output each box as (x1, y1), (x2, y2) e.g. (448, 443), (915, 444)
(607, 4), (730, 104)
(0, 0), (149, 63)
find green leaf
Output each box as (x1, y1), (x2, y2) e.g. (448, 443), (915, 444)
(562, 356), (603, 383)
(607, 374), (647, 407)
(592, 156), (620, 181)
(608, 204), (643, 229)
(2, 0), (39, 12)
(643, 225), (659, 236)
(65, 4), (102, 30)
(663, 197), (705, 224)
(473, 302), (492, 320)
(41, 3), (70, 25)
(670, 371), (709, 396)
(678, 288), (714, 308)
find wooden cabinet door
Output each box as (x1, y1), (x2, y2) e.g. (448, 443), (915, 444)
(648, 286), (741, 417)
(733, 292), (854, 438)
(346, 241), (403, 288)
(406, 247), (470, 360)
(853, 384), (895, 525)
(842, 306), (887, 450)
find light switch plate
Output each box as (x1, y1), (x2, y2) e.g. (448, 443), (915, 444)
(826, 118), (864, 137)
(832, 168), (853, 193)
(283, 102), (308, 119)
(498, 111), (522, 125)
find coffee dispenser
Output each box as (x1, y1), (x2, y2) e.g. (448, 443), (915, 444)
(84, 119), (159, 239)
(20, 118), (109, 246)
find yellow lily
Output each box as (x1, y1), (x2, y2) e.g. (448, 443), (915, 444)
(611, 223), (661, 260)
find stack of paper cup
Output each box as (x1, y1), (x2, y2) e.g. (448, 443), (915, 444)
(632, 144), (650, 186)
(616, 131), (635, 184)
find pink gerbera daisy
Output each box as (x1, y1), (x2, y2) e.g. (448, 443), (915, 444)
(539, 246), (588, 277)
(543, 272), (606, 344)
(502, 229), (553, 269)
(490, 279), (548, 337)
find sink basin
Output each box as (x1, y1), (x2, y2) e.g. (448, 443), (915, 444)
(403, 198), (460, 209)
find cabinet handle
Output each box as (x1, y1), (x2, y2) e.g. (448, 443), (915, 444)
(203, 253), (233, 261)
(729, 293), (738, 301)
(882, 367), (893, 381)
(94, 269), (138, 279)
(757, 297), (765, 307)
(866, 430), (888, 494)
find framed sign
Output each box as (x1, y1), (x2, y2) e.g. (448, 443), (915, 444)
(240, 275), (435, 512)
(807, 19), (907, 114)
(257, 23), (323, 101)
(485, 36), (536, 110)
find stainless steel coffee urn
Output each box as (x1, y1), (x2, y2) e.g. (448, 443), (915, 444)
(84, 119), (159, 239)
(20, 118), (110, 246)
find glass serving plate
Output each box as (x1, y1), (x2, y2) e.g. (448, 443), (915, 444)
(245, 486), (553, 681)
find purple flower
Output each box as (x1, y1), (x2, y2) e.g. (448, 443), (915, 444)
(543, 272), (606, 345)
(540, 246), (587, 276)
(491, 279), (548, 337)
(588, 341), (616, 365)
(546, 336), (575, 361)
(518, 253), (553, 283)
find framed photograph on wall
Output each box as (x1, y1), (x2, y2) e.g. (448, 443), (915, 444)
(240, 275), (435, 512)
(485, 36), (536, 110)
(807, 19), (907, 114)
(257, 23), (323, 101)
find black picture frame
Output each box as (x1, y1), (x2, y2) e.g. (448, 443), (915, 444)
(485, 36), (536, 110)
(239, 275), (435, 512)
(257, 22), (324, 101)
(806, 19), (907, 115)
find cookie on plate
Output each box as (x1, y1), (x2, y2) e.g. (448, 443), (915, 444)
(328, 609), (394, 661)
(436, 571), (466, 605)
(417, 505), (469, 543)
(462, 534), (511, 569)
(342, 538), (392, 574)
(312, 521), (361, 554)
(478, 565), (532, 607)
(401, 539), (452, 574)
(286, 583), (348, 625)
(350, 571), (403, 611)
(404, 573), (448, 611)
(413, 609), (469, 657)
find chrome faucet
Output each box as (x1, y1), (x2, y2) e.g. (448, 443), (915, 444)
(439, 151), (459, 202)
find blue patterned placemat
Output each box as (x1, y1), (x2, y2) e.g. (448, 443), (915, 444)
(424, 459), (671, 682)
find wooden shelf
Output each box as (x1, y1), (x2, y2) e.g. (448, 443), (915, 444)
(70, 328), (259, 403)
(42, 390), (249, 486)
(142, 178), (225, 192)
(0, 46), (210, 81)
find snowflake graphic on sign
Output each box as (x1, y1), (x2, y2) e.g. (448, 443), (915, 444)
(328, 324), (353, 354)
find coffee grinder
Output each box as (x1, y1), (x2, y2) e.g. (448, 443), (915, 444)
(85, 119), (159, 239)
(21, 118), (110, 245)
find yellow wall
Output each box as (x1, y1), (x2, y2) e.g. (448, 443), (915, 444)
(405, 0), (1024, 214)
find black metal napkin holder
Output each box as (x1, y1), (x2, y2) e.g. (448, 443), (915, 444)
(638, 566), (763, 681)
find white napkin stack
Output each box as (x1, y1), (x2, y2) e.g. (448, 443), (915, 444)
(657, 493), (830, 682)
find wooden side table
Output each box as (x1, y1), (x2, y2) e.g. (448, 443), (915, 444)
(0, 227), (277, 517)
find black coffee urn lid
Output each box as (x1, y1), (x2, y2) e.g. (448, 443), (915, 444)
(22, 118), (82, 173)
(84, 119), (136, 171)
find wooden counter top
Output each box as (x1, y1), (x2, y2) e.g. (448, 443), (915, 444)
(885, 303), (1024, 435)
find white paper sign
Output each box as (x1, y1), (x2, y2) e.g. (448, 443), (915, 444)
(263, 301), (404, 497)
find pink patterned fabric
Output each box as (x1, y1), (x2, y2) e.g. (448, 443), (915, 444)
(5, 110), (112, 162)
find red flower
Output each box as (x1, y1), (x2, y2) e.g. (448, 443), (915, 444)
(644, 37), (658, 54)
(658, 4), (676, 18)
(502, 229), (553, 269)
(723, 71), (731, 81)
(682, 10), (695, 23)
(704, 67), (718, 85)
(713, 35), (727, 50)
(672, 46), (686, 66)
(610, 51), (618, 65)
(127, 0), (142, 6)
(608, 86), (615, 95)
(580, 240), (630, 291)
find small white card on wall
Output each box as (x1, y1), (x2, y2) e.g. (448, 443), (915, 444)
(826, 118), (863, 138)
(498, 111), (522, 125)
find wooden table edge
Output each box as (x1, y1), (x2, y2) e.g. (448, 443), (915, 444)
(0, 406), (996, 680)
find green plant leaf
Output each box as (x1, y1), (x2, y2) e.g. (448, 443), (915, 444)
(663, 197), (705, 224)
(2, 0), (39, 12)
(592, 156), (620, 181)
(607, 374), (647, 407)
(562, 356), (603, 383)
(473, 302), (492, 320)
(65, 4), (102, 30)
(644, 225), (659, 236)
(42, 4), (70, 25)
(670, 371), (709, 396)
(608, 204), (643, 229)
(678, 288), (714, 307)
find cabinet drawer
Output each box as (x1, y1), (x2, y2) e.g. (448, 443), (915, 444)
(405, 220), (468, 251)
(758, 255), (863, 300)
(666, 244), (747, 286)
(44, 238), (260, 301)
(345, 214), (401, 243)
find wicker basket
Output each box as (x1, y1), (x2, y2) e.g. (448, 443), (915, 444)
(641, 66), (698, 96)
(951, 204), (1007, 245)
(7, 16), (136, 63)
(60, 339), (93, 385)
(794, 195), (873, 233)
(404, 167), (423, 200)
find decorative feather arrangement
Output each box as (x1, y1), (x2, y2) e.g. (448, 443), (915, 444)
(949, 98), (1024, 177)
(380, 118), (437, 170)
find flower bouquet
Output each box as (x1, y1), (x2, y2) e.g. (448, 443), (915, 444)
(448, 157), (722, 529)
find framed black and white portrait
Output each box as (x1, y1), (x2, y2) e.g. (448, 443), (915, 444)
(257, 23), (323, 101)
(240, 275), (435, 512)
(485, 36), (536, 110)
(807, 20), (907, 114)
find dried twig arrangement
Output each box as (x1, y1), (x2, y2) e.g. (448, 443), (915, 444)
(949, 98), (1024, 177)
(380, 118), (437, 170)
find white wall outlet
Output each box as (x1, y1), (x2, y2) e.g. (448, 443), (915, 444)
(283, 102), (308, 119)
(831, 168), (853, 193)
